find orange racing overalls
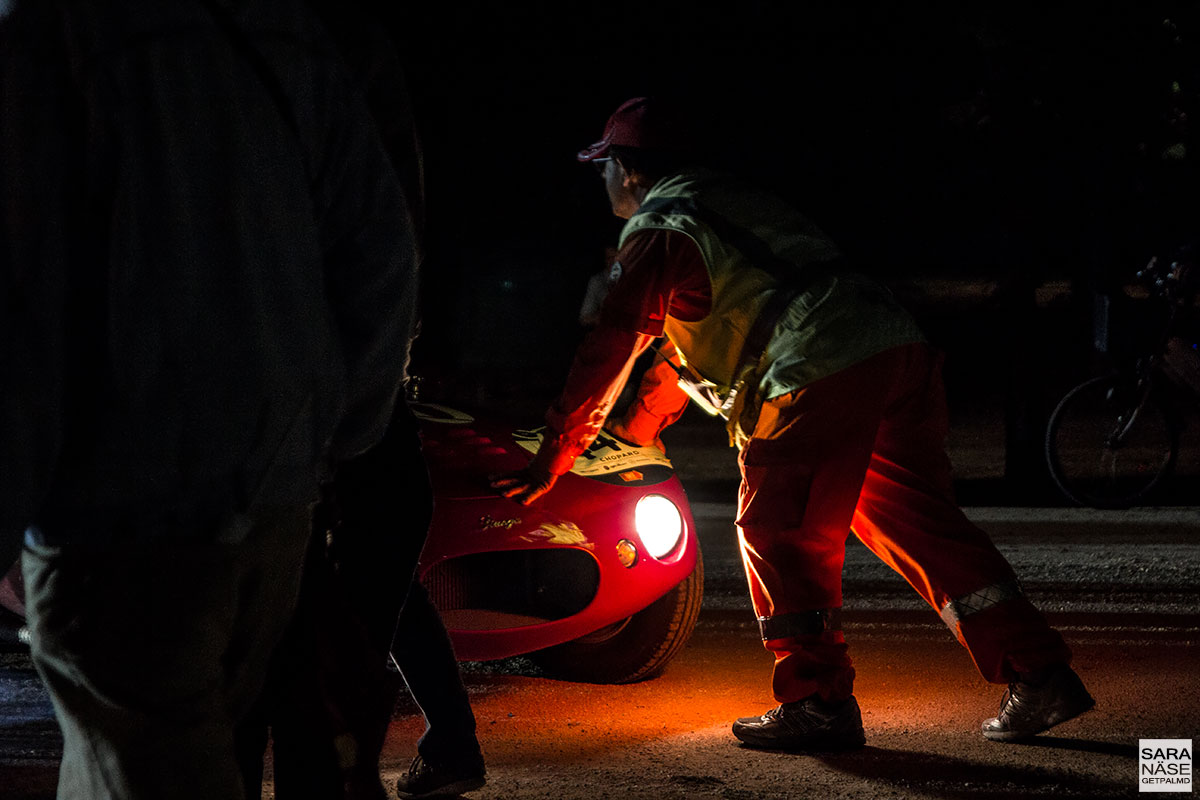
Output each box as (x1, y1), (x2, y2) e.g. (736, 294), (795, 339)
(531, 168), (1072, 703)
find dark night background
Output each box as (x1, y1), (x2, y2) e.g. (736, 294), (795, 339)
(375, 1), (1199, 497)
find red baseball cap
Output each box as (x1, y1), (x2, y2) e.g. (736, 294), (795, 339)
(576, 96), (684, 161)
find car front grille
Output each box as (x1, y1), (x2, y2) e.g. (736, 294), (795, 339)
(423, 549), (600, 630)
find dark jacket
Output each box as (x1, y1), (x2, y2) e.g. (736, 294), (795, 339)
(0, 0), (419, 541)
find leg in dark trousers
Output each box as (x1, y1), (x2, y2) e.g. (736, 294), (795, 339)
(236, 530), (344, 800)
(321, 403), (436, 798)
(394, 580), (483, 772)
(236, 403), (437, 799)
(334, 406), (485, 796)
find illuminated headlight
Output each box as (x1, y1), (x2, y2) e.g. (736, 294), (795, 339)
(634, 494), (684, 559)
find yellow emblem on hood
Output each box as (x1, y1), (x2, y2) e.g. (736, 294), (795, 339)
(522, 521), (590, 548)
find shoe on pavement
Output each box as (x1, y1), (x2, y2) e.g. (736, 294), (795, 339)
(395, 754), (486, 798)
(982, 666), (1095, 742)
(732, 695), (866, 751)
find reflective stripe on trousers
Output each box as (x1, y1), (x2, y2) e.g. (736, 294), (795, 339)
(939, 580), (1023, 628)
(737, 344), (1071, 703)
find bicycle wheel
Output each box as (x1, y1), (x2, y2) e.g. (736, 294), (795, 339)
(1045, 375), (1179, 508)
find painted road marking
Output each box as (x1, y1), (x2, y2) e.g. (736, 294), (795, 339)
(691, 503), (1200, 525)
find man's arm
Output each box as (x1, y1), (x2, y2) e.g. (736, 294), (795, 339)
(605, 339), (691, 452)
(491, 326), (656, 504)
(312, 67), (421, 464)
(491, 228), (710, 504)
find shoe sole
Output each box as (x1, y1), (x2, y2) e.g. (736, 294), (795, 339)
(397, 775), (487, 798)
(981, 697), (1096, 742)
(732, 727), (866, 752)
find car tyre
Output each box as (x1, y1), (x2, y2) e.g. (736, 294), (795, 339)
(530, 550), (703, 684)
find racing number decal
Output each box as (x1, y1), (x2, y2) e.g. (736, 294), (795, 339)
(512, 428), (675, 484)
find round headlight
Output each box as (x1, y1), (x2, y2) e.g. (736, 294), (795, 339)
(634, 494), (684, 559)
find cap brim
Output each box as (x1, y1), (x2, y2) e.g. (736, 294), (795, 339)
(576, 137), (611, 162)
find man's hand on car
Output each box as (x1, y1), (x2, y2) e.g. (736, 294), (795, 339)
(490, 464), (557, 505)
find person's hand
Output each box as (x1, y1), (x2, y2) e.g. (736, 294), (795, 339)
(489, 464), (558, 505)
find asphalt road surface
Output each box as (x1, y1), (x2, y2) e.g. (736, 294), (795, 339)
(2, 504), (1197, 799)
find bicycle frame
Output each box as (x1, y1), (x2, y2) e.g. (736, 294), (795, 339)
(1106, 371), (1158, 448)
(1045, 253), (1196, 507)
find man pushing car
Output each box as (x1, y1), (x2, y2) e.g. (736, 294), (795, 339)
(491, 96), (1094, 750)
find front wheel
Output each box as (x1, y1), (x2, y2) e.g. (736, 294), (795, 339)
(1045, 374), (1179, 508)
(530, 552), (703, 684)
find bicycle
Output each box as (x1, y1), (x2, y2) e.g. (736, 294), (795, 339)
(1045, 253), (1200, 508)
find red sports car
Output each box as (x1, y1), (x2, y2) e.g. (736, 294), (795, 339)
(0, 401), (703, 684)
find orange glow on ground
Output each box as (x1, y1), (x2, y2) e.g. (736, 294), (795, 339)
(381, 609), (995, 767)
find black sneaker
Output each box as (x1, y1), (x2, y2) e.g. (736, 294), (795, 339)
(732, 695), (866, 751)
(982, 666), (1095, 742)
(395, 754), (486, 798)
